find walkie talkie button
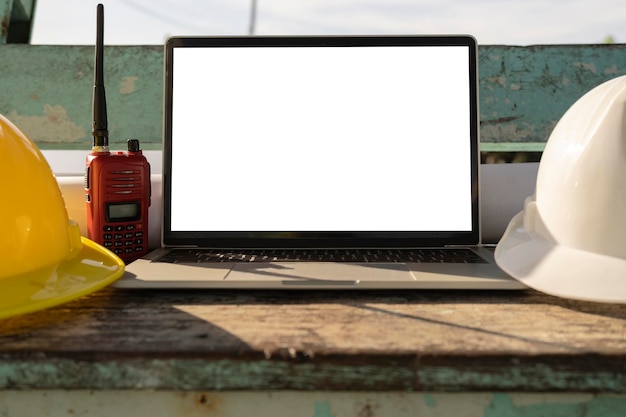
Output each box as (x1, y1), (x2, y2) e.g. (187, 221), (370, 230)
(135, 231), (143, 237)
(124, 240), (133, 246)
(104, 233), (112, 240)
(114, 233), (123, 240)
(135, 246), (144, 252)
(103, 226), (113, 231)
(125, 233), (133, 239)
(103, 241), (113, 247)
(126, 225), (135, 231)
(115, 226), (124, 231)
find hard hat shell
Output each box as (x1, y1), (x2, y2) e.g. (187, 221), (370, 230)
(495, 75), (626, 303)
(0, 114), (124, 319)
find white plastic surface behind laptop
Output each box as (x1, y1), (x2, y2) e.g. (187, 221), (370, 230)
(49, 153), (538, 248)
(51, 159), (533, 290)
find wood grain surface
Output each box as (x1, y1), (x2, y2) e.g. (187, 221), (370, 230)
(1, 288), (625, 391)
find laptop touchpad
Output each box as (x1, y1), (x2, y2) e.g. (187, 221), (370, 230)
(227, 262), (415, 285)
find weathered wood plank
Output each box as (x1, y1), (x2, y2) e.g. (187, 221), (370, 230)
(1, 44), (625, 151)
(1, 288), (625, 391)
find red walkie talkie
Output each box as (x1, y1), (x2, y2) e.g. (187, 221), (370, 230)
(85, 4), (150, 264)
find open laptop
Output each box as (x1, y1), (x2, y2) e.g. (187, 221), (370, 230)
(119, 35), (524, 290)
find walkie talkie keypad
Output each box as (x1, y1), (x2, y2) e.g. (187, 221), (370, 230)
(102, 224), (145, 256)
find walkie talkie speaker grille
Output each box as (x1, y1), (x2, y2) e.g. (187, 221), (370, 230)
(0, 114), (124, 319)
(495, 75), (626, 303)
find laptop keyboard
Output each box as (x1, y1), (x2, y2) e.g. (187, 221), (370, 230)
(156, 248), (487, 264)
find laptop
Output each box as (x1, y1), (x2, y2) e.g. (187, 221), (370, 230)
(118, 35), (524, 290)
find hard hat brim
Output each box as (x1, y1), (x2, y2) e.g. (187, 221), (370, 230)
(0, 237), (124, 320)
(495, 211), (626, 304)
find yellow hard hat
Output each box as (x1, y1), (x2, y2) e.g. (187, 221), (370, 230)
(0, 114), (124, 319)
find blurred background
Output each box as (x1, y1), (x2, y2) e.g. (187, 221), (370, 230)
(31, 0), (623, 45)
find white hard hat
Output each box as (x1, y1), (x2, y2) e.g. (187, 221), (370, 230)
(495, 75), (626, 303)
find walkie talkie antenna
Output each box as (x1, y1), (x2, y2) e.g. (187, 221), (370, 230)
(91, 3), (108, 151)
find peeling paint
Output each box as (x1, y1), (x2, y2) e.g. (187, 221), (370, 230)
(485, 393), (626, 417)
(120, 76), (139, 95)
(1, 14), (8, 42)
(356, 401), (378, 417)
(604, 64), (619, 75)
(189, 393), (223, 414)
(480, 121), (536, 143)
(7, 105), (86, 143)
(314, 401), (334, 417)
(482, 116), (519, 125)
(574, 62), (597, 73)
(487, 75), (507, 87)
(424, 394), (437, 408)
(510, 393), (594, 407)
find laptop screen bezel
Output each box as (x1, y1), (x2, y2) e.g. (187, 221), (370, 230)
(162, 35), (480, 249)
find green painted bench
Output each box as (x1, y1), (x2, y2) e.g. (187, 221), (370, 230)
(1, 43), (625, 152)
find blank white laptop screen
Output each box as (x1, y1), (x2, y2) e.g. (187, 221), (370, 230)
(121, 37), (526, 290)
(164, 36), (478, 246)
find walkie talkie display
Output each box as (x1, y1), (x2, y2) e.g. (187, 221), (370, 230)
(85, 4), (150, 263)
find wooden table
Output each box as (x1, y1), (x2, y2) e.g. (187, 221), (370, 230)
(1, 287), (625, 416)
